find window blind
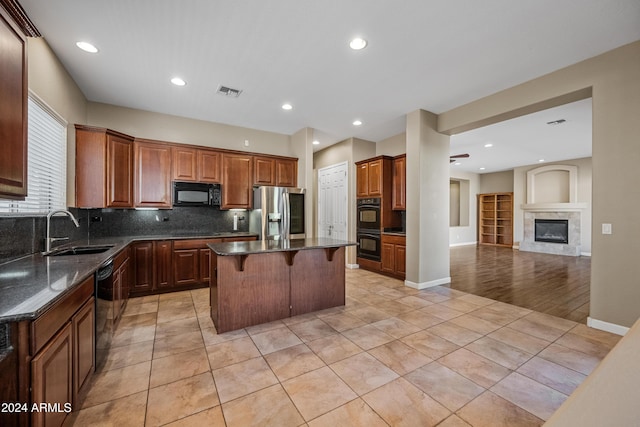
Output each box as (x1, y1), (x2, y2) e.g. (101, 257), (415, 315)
(0, 93), (67, 214)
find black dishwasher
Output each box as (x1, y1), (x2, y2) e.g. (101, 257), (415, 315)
(95, 260), (114, 369)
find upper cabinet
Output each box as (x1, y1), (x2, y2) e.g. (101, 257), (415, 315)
(76, 125), (134, 208)
(392, 154), (406, 210)
(253, 156), (298, 187)
(356, 156), (390, 198)
(222, 153), (253, 209)
(0, 6), (28, 199)
(134, 140), (172, 208)
(172, 146), (221, 183)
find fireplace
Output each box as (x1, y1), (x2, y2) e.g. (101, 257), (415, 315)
(535, 219), (569, 244)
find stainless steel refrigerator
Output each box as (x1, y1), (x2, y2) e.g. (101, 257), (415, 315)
(249, 186), (306, 240)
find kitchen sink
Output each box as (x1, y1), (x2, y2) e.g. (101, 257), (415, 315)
(46, 245), (114, 256)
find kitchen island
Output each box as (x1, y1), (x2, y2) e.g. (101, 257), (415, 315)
(208, 238), (356, 333)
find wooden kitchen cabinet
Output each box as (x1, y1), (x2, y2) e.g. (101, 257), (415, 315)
(173, 239), (222, 288)
(198, 149), (221, 183)
(131, 242), (154, 295)
(30, 275), (95, 426)
(381, 234), (406, 279)
(172, 146), (198, 181)
(0, 6), (28, 200)
(75, 125), (134, 208)
(392, 154), (406, 210)
(134, 140), (172, 208)
(276, 158), (297, 187)
(356, 156), (390, 198)
(222, 153), (253, 209)
(154, 240), (174, 290)
(254, 156), (276, 186)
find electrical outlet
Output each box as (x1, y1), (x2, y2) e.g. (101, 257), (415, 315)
(602, 223), (612, 234)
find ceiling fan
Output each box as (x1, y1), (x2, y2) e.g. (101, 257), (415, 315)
(450, 153), (470, 163)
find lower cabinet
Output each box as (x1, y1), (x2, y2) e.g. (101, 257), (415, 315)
(30, 276), (95, 427)
(131, 236), (257, 297)
(381, 234), (406, 279)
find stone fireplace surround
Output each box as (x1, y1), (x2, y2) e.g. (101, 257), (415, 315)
(519, 164), (587, 257)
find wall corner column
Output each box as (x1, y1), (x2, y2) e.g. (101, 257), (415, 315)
(405, 109), (451, 288)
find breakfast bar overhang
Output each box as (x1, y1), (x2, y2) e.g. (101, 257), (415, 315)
(208, 238), (356, 333)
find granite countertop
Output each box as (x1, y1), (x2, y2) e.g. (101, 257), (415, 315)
(0, 232), (257, 323)
(209, 238), (357, 256)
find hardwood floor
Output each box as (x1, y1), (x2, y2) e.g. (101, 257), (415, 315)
(449, 245), (590, 323)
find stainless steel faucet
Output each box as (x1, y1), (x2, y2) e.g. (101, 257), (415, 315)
(44, 209), (80, 253)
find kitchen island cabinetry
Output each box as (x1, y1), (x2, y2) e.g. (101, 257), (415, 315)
(0, 5), (28, 199)
(75, 125), (134, 208)
(209, 238), (354, 333)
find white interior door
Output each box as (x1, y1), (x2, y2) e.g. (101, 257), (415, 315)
(317, 162), (348, 239)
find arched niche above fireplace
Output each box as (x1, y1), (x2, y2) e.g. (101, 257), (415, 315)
(523, 164), (587, 211)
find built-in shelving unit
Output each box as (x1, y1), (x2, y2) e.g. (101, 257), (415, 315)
(478, 192), (513, 247)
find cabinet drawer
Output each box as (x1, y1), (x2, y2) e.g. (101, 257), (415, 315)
(31, 275), (94, 355)
(382, 234), (406, 245)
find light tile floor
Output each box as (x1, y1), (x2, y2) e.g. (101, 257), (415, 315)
(64, 269), (621, 427)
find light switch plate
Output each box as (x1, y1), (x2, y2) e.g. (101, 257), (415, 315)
(602, 223), (612, 234)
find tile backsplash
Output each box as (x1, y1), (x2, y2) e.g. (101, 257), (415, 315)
(0, 207), (247, 265)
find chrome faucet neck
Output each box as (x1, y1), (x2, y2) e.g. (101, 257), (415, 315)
(45, 209), (80, 254)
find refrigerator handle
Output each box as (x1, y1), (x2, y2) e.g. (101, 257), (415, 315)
(283, 190), (290, 239)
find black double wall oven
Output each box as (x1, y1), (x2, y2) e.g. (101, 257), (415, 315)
(357, 198), (381, 261)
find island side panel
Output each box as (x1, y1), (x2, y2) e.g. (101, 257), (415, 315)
(290, 247), (346, 316)
(212, 251), (290, 333)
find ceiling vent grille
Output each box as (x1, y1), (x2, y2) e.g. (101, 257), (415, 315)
(216, 85), (242, 98)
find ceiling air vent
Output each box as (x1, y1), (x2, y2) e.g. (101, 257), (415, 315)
(216, 85), (242, 98)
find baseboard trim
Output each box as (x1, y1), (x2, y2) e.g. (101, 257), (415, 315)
(346, 263), (359, 269)
(405, 276), (452, 290)
(581, 252), (592, 257)
(449, 242), (477, 247)
(587, 317), (629, 336)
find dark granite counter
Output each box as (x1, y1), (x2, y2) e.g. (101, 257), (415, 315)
(0, 232), (257, 323)
(208, 238), (356, 256)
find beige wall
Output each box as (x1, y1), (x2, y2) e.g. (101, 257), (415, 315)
(479, 170), (514, 193)
(376, 132), (406, 157)
(27, 38), (88, 206)
(87, 102), (292, 157)
(449, 170), (480, 245)
(439, 41), (640, 328)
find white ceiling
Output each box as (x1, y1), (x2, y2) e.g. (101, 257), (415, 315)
(19, 0), (640, 171)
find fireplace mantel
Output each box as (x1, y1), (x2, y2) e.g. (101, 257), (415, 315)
(521, 202), (588, 212)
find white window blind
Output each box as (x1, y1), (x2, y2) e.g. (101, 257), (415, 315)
(0, 93), (67, 214)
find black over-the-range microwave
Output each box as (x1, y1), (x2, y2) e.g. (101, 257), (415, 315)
(173, 181), (221, 207)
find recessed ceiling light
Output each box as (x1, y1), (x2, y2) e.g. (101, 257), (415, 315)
(282, 103), (293, 110)
(349, 37), (367, 50)
(76, 41), (98, 53)
(170, 77), (186, 86)
(454, 162), (461, 166)
(352, 120), (362, 126)
(484, 143), (493, 148)
(312, 140), (320, 145)
(479, 167), (486, 170)
(538, 159), (545, 162)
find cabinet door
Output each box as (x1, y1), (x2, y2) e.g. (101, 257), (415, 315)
(392, 156), (406, 210)
(198, 149), (221, 183)
(356, 163), (369, 197)
(154, 241), (174, 289)
(131, 242), (153, 294)
(222, 154), (253, 209)
(135, 141), (172, 208)
(31, 323), (72, 427)
(395, 245), (406, 275)
(107, 135), (134, 208)
(276, 159), (297, 187)
(381, 242), (395, 273)
(253, 156), (275, 186)
(0, 10), (27, 199)
(172, 146), (197, 181)
(367, 159), (383, 196)
(72, 298), (95, 409)
(173, 249), (200, 287)
(200, 249), (211, 285)
(75, 128), (107, 208)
